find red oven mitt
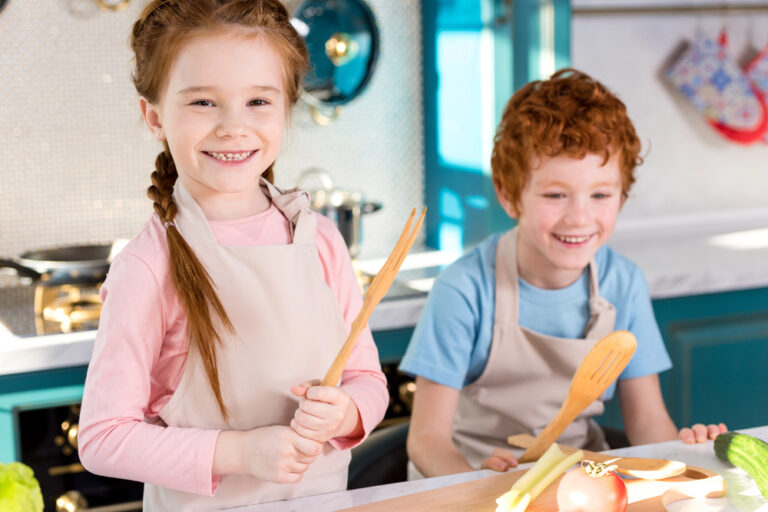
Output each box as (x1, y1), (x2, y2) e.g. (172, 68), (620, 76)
(666, 31), (768, 144)
(745, 42), (768, 144)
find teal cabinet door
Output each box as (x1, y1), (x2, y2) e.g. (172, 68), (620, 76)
(599, 287), (768, 432)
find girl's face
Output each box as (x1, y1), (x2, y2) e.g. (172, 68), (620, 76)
(141, 31), (287, 219)
(499, 153), (624, 289)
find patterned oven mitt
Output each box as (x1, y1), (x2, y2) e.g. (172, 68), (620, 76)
(666, 31), (768, 144)
(745, 43), (768, 144)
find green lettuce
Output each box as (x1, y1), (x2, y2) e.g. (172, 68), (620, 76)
(0, 462), (43, 512)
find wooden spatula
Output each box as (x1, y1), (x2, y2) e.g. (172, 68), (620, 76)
(507, 433), (687, 479)
(518, 330), (637, 463)
(321, 208), (426, 387)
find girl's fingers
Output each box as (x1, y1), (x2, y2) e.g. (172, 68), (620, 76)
(293, 431), (323, 456)
(305, 385), (344, 404)
(290, 419), (321, 441)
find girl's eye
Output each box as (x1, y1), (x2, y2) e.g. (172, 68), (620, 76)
(592, 192), (611, 199)
(190, 99), (213, 107)
(249, 99), (269, 106)
(543, 193), (565, 199)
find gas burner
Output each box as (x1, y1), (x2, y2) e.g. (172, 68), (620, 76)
(34, 284), (102, 335)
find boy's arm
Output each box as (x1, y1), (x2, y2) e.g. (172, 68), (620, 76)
(407, 377), (475, 477)
(618, 374), (679, 445)
(618, 374), (727, 444)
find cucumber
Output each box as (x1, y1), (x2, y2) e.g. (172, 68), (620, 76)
(714, 431), (768, 500)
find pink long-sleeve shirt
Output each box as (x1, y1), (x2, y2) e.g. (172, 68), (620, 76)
(78, 204), (389, 496)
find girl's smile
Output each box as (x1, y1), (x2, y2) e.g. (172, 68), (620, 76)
(204, 150), (257, 163)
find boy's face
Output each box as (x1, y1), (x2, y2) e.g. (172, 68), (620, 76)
(498, 153), (624, 289)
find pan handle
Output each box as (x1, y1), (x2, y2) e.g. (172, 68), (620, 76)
(0, 258), (42, 281)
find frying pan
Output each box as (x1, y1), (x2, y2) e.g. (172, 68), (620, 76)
(0, 243), (118, 285)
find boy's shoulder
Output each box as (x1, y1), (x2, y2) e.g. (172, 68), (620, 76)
(596, 244), (647, 293)
(435, 232), (503, 291)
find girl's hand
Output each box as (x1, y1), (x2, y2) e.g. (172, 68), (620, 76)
(678, 422), (727, 443)
(480, 447), (519, 472)
(290, 381), (362, 443)
(236, 426), (323, 483)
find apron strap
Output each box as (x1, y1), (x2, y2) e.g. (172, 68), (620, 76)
(584, 259), (617, 339)
(260, 178), (317, 245)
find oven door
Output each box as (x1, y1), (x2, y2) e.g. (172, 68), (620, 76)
(17, 402), (143, 511)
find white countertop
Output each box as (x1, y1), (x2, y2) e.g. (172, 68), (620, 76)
(228, 425), (768, 512)
(2, 209), (768, 376)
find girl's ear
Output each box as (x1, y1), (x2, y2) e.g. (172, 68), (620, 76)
(494, 184), (519, 219)
(140, 98), (165, 142)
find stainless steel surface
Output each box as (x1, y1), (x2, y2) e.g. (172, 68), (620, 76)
(299, 168), (382, 258)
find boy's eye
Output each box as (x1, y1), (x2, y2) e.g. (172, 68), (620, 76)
(249, 98), (269, 106)
(543, 193), (565, 199)
(592, 192), (611, 199)
(190, 99), (213, 107)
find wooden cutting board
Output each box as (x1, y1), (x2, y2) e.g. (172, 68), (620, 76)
(337, 464), (725, 512)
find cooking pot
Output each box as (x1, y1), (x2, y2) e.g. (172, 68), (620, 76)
(298, 168), (382, 259)
(0, 242), (123, 286)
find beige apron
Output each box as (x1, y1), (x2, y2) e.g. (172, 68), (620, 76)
(451, 227), (617, 468)
(143, 179), (350, 511)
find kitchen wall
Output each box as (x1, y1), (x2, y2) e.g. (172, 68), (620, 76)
(572, 0), (768, 231)
(0, 0), (423, 268)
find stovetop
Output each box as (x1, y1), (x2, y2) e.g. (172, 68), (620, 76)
(0, 285), (39, 337)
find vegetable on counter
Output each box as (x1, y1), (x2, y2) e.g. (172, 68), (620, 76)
(495, 443), (583, 512)
(0, 462), (44, 512)
(557, 459), (628, 512)
(714, 431), (768, 500)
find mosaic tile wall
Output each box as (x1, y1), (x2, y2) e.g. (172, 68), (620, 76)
(0, 0), (424, 280)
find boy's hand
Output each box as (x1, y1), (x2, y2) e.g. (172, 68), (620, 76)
(480, 447), (519, 472)
(290, 381), (362, 443)
(678, 422), (727, 443)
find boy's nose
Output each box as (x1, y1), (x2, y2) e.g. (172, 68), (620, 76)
(564, 199), (590, 224)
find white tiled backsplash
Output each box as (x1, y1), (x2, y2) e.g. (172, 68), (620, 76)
(0, 0), (424, 270)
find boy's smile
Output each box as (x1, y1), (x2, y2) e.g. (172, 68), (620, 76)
(500, 153), (624, 289)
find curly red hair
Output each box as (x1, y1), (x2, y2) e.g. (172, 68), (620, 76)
(491, 68), (642, 214)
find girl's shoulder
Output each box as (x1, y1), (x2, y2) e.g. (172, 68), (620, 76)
(110, 215), (171, 281)
(313, 212), (349, 261)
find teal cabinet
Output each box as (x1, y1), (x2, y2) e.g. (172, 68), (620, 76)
(0, 366), (87, 462)
(598, 287), (768, 432)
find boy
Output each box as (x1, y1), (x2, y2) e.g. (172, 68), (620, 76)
(400, 69), (726, 478)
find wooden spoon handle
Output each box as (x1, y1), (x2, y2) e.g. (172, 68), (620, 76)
(518, 400), (584, 463)
(321, 305), (372, 386)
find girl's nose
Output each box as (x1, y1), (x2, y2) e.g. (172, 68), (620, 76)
(215, 109), (249, 138)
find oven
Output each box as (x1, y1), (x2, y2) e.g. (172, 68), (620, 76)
(16, 402), (143, 511)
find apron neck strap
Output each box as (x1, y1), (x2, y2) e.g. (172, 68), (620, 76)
(260, 178), (316, 245)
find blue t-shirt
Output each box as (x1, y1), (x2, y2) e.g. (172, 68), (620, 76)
(399, 232), (672, 401)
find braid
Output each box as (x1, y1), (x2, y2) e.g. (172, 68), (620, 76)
(148, 148), (234, 422)
(147, 150), (178, 223)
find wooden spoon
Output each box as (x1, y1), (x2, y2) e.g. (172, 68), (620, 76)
(518, 330), (637, 463)
(321, 208), (426, 387)
(507, 433), (688, 479)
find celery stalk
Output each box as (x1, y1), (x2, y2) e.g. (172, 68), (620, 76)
(495, 443), (584, 512)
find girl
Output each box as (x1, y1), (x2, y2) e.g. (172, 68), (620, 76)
(78, 1), (388, 510)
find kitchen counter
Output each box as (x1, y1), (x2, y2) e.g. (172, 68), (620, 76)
(2, 209), (768, 376)
(228, 425), (768, 512)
